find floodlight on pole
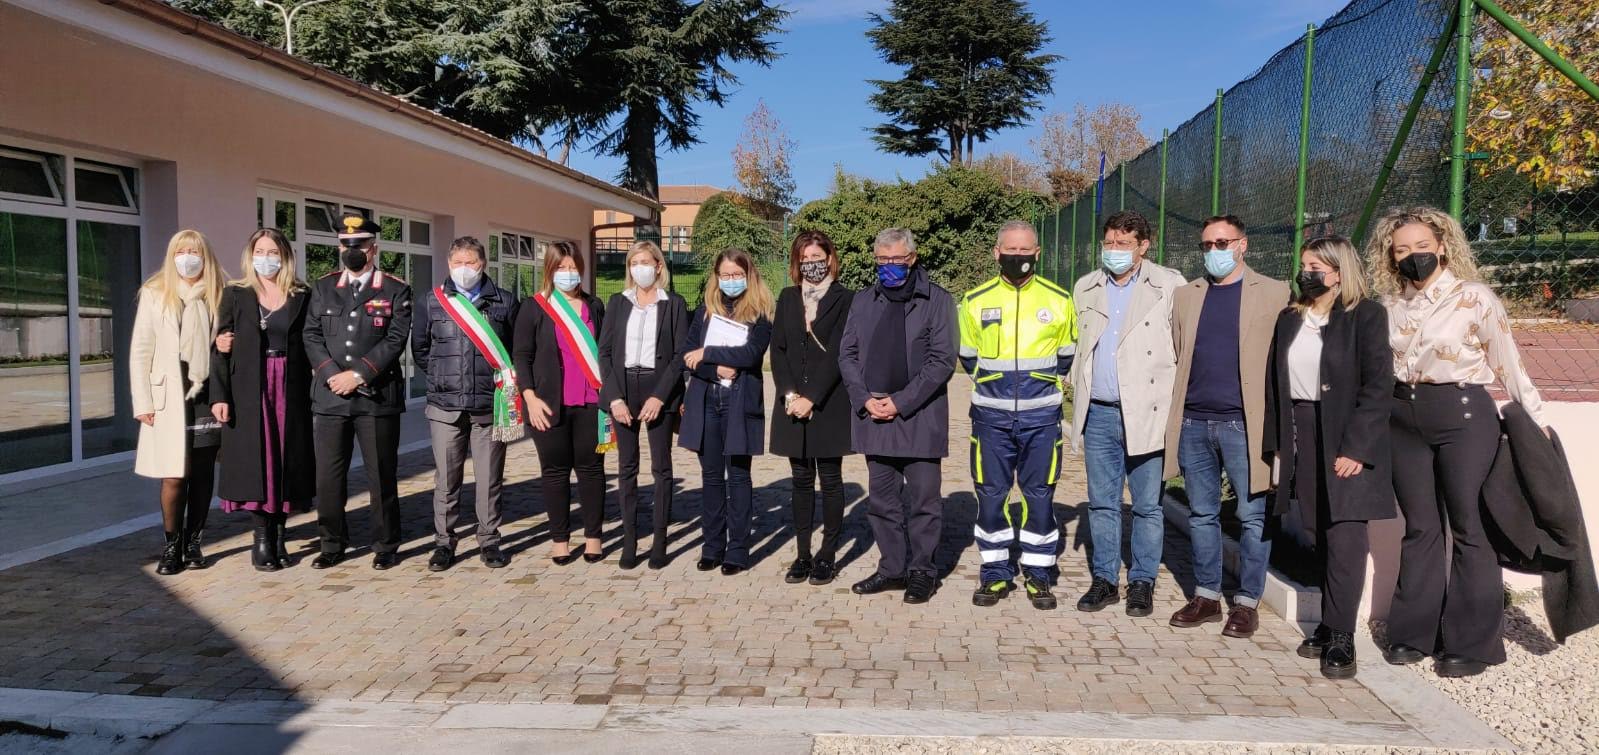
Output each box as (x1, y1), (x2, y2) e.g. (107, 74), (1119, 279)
(253, 0), (336, 57)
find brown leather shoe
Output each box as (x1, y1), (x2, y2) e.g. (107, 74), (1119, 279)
(1222, 605), (1259, 638)
(1169, 596), (1223, 628)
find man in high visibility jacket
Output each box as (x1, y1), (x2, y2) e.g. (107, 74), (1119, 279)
(958, 220), (1078, 610)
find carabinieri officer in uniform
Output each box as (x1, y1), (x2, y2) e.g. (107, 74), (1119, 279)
(304, 215), (414, 570)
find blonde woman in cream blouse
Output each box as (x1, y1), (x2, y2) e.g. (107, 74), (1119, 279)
(1364, 206), (1546, 679)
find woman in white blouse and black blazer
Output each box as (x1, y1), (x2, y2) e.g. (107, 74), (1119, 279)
(598, 241), (690, 570)
(1365, 206), (1548, 679)
(1263, 235), (1392, 680)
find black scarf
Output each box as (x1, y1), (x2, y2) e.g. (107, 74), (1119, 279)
(867, 266), (919, 395)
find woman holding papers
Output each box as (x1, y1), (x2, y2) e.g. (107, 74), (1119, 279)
(514, 241), (608, 565)
(769, 231), (855, 586)
(680, 248), (775, 576)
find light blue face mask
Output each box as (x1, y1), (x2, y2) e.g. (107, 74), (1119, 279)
(719, 278), (748, 297)
(1204, 248), (1238, 279)
(553, 270), (582, 292)
(1102, 249), (1135, 276)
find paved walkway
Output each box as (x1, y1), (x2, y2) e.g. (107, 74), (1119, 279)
(0, 386), (1508, 751)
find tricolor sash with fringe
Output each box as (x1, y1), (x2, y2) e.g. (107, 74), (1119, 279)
(533, 291), (614, 453)
(434, 286), (525, 442)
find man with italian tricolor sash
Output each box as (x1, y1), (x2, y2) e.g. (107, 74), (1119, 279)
(412, 236), (520, 572)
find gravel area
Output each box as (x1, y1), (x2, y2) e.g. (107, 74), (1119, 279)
(1379, 591), (1599, 754)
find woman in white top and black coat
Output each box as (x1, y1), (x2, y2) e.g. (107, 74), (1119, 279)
(598, 241), (690, 570)
(1263, 235), (1393, 680)
(1365, 206), (1549, 679)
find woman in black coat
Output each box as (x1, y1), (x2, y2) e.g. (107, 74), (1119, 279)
(210, 229), (315, 571)
(1263, 235), (1394, 679)
(769, 231), (854, 586)
(598, 241), (690, 570)
(679, 248), (775, 577)
(513, 242), (607, 565)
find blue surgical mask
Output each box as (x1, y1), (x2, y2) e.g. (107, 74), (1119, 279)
(718, 278), (747, 297)
(1204, 249), (1238, 280)
(876, 262), (910, 289)
(553, 270), (582, 292)
(1102, 249), (1135, 276)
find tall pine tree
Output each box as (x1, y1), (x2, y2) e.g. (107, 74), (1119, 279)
(867, 0), (1059, 165)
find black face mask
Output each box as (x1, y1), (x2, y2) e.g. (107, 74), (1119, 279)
(799, 259), (829, 284)
(1396, 252), (1438, 283)
(1296, 270), (1331, 300)
(998, 254), (1036, 282)
(342, 245), (371, 272)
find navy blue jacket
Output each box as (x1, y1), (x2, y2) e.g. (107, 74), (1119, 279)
(411, 276), (519, 419)
(677, 304), (773, 457)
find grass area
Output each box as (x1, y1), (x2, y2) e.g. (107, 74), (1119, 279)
(594, 267), (710, 306)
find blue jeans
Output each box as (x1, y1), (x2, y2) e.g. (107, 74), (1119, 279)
(1083, 403), (1165, 586)
(698, 385), (753, 567)
(1177, 418), (1270, 606)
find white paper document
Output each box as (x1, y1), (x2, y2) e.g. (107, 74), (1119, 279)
(703, 314), (750, 348)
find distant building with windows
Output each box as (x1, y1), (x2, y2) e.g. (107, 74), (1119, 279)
(0, 0), (657, 481)
(592, 185), (788, 263)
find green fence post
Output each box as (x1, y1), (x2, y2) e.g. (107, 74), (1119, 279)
(1449, 0), (1475, 220)
(1474, 0), (1599, 101)
(1158, 128), (1169, 264)
(1119, 166), (1126, 211)
(1292, 23), (1316, 281)
(1052, 207), (1062, 282)
(1070, 200), (1079, 285)
(1353, 9), (1458, 245)
(1211, 88), (1224, 215)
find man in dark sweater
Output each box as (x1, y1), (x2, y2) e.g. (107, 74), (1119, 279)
(1163, 215), (1290, 639)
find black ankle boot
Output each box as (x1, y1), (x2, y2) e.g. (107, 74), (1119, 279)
(156, 532), (185, 575)
(253, 525), (282, 572)
(273, 519), (291, 564)
(183, 529), (208, 569)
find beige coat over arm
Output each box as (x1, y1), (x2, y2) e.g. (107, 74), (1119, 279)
(1068, 260), (1188, 456)
(1163, 265), (1290, 494)
(129, 291), (194, 479)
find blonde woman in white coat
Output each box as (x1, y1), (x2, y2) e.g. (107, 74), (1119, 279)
(130, 229), (225, 575)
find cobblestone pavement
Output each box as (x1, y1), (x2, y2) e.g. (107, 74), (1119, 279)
(0, 391), (1403, 726)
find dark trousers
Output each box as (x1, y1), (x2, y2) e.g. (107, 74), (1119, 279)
(866, 455), (943, 578)
(530, 402), (605, 541)
(698, 385), (753, 566)
(1292, 401), (1370, 635)
(1387, 383), (1505, 664)
(615, 369), (674, 554)
(790, 456), (844, 563)
(313, 413), (402, 554)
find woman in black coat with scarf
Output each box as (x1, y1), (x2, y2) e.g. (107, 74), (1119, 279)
(1264, 235), (1394, 680)
(769, 231), (854, 586)
(679, 248), (775, 577)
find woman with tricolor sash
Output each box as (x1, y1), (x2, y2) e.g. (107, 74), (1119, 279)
(680, 248), (775, 577)
(513, 241), (609, 565)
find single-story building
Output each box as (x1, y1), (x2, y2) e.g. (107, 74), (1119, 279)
(0, 0), (658, 481)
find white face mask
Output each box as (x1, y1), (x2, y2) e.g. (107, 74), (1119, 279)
(174, 252), (203, 279)
(450, 265), (482, 291)
(252, 254), (283, 277)
(631, 264), (658, 289)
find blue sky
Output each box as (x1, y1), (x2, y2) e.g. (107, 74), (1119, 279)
(564, 0), (1352, 205)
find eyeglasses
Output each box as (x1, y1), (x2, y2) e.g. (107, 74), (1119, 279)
(1200, 239), (1241, 251)
(716, 272), (747, 281)
(873, 255), (912, 266)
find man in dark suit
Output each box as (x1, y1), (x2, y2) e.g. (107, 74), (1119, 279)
(304, 215), (413, 570)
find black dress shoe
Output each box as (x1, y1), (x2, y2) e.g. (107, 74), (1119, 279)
(1299, 625), (1333, 659)
(582, 551), (606, 564)
(310, 551), (344, 570)
(785, 558), (813, 584)
(620, 551), (640, 570)
(155, 532), (185, 576)
(552, 544), (584, 566)
(903, 571), (937, 604)
(1321, 630), (1357, 680)
(851, 573), (906, 595)
(972, 580), (1013, 607)
(1125, 580), (1154, 617)
(696, 558), (722, 572)
(480, 546), (508, 569)
(428, 546), (454, 572)
(1076, 577), (1119, 612)
(808, 560), (836, 586)
(372, 551), (398, 570)
(1024, 577), (1057, 610)
(648, 552), (669, 570)
(1434, 653), (1488, 678)
(721, 563), (746, 576)
(1383, 643), (1427, 665)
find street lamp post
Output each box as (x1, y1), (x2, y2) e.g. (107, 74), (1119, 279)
(253, 0), (336, 57)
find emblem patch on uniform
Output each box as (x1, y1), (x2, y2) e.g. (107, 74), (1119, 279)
(980, 307), (1003, 324)
(1036, 308), (1053, 324)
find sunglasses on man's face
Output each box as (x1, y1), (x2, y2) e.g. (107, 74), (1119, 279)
(1200, 239), (1240, 251)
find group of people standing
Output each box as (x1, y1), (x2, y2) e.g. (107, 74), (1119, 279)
(129, 203), (1546, 683)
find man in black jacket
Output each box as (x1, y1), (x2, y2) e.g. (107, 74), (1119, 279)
(304, 215), (413, 570)
(411, 236), (520, 571)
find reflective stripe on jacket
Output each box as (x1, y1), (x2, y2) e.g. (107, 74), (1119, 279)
(958, 274), (1078, 427)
